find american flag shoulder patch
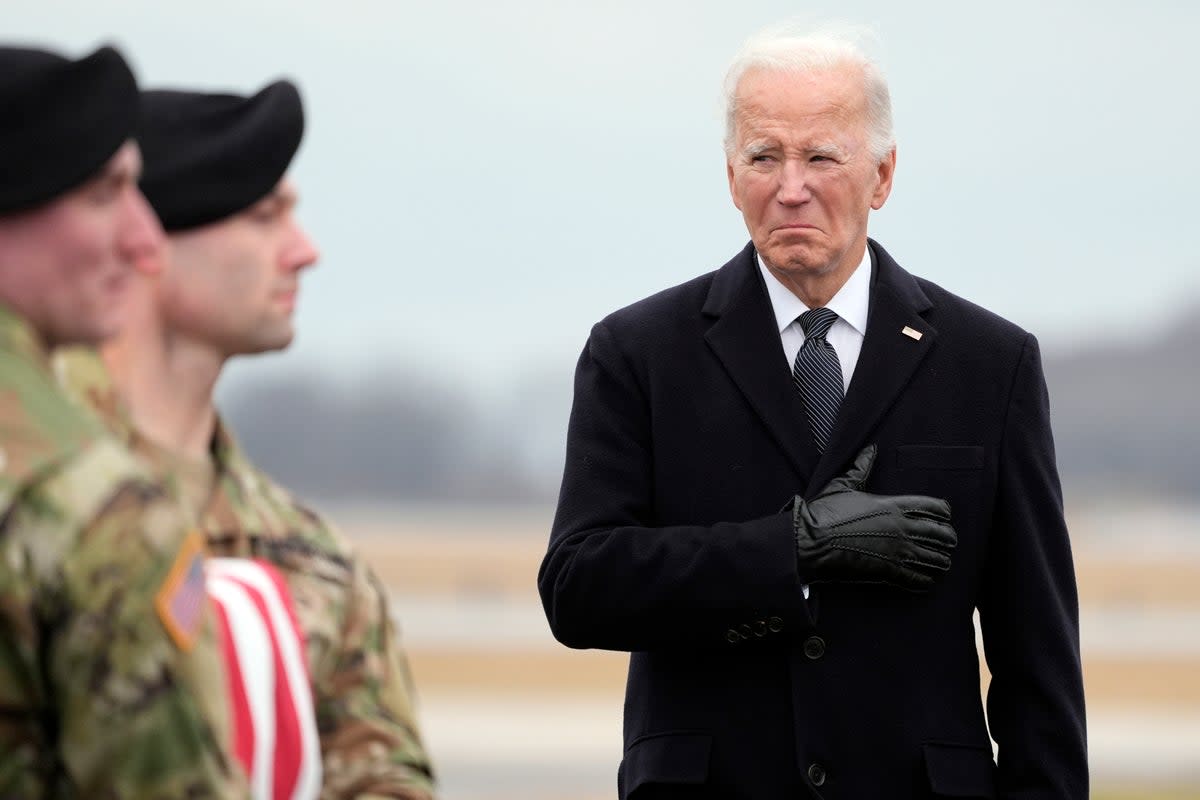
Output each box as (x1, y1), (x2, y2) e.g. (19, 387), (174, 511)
(155, 530), (208, 651)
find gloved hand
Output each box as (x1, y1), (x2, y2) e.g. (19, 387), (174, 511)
(792, 444), (956, 591)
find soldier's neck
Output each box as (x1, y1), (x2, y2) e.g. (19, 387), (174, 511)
(102, 331), (223, 463)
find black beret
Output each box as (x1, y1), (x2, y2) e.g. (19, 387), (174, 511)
(0, 44), (138, 215)
(138, 80), (304, 231)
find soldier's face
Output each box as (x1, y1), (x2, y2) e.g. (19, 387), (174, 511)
(159, 179), (319, 357)
(0, 142), (164, 346)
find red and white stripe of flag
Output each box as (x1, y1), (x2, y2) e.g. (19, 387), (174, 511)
(208, 558), (322, 800)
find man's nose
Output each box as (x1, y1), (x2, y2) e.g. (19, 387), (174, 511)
(281, 220), (320, 274)
(776, 160), (812, 205)
(117, 188), (166, 268)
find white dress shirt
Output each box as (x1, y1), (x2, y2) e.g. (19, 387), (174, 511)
(757, 246), (872, 601)
(757, 245), (871, 391)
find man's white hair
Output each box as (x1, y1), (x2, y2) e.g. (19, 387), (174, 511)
(722, 22), (895, 163)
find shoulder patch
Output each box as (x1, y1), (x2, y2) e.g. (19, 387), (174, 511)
(155, 530), (208, 651)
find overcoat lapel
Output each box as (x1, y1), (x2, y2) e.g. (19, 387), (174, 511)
(806, 240), (938, 493)
(702, 244), (820, 485)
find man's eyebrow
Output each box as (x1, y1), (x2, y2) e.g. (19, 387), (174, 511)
(273, 184), (299, 204)
(740, 140), (775, 159)
(254, 189), (298, 213)
(809, 143), (846, 159)
(84, 165), (131, 191)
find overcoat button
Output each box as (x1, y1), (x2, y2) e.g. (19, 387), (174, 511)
(803, 636), (826, 660)
(768, 616), (784, 633)
(807, 763), (826, 786)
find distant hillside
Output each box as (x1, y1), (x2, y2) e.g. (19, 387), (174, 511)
(1046, 300), (1200, 499)
(223, 302), (1200, 505)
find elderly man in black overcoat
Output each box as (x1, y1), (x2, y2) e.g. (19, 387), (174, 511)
(539, 23), (1087, 800)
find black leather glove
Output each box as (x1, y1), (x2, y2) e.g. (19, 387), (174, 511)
(792, 444), (956, 591)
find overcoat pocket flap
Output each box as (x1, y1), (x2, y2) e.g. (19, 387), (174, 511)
(923, 742), (996, 797)
(622, 731), (712, 791)
(898, 445), (985, 470)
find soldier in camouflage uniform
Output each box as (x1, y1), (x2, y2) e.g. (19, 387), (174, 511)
(56, 80), (436, 799)
(0, 45), (248, 797)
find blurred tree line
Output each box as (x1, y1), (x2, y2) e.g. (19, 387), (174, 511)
(223, 302), (1200, 507)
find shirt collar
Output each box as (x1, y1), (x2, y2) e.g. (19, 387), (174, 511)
(757, 244), (871, 336)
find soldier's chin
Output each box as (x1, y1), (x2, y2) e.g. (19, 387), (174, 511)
(239, 328), (295, 356)
(55, 311), (126, 349)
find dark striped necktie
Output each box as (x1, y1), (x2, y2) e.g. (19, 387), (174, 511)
(792, 307), (844, 452)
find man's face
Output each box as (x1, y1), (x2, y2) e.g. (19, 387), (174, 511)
(159, 179), (319, 357)
(726, 66), (895, 287)
(0, 141), (164, 346)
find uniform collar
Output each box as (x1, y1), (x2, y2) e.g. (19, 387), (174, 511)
(0, 303), (52, 369)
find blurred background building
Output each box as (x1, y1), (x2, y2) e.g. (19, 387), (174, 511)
(11, 0), (1200, 796)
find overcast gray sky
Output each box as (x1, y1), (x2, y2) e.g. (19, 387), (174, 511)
(9, 0), (1199, 398)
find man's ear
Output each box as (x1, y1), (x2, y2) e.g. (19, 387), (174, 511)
(728, 160), (743, 211)
(870, 147), (896, 211)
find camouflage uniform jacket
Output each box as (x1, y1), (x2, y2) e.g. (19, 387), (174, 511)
(56, 348), (437, 800)
(0, 307), (247, 798)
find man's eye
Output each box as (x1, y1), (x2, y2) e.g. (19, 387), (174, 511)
(750, 154), (774, 164)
